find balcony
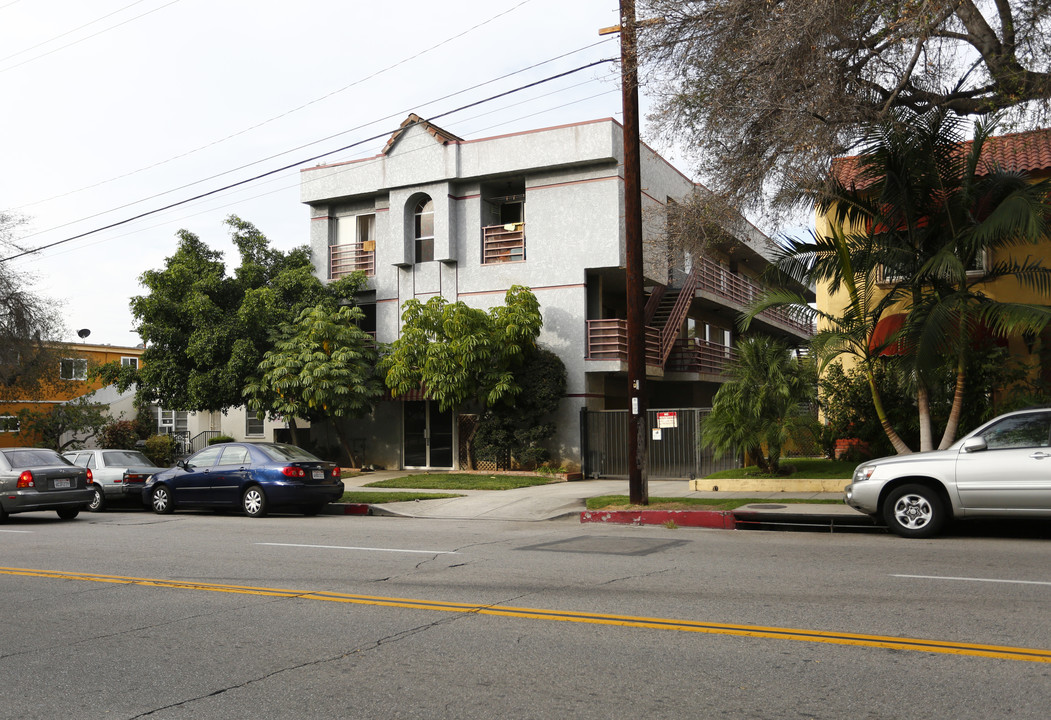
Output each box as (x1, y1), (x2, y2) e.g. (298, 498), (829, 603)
(695, 257), (813, 336)
(482, 223), (525, 264)
(665, 338), (737, 376)
(585, 319), (661, 366)
(330, 242), (375, 278)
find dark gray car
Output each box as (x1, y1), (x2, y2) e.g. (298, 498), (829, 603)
(64, 449), (159, 511)
(845, 407), (1051, 537)
(0, 448), (93, 521)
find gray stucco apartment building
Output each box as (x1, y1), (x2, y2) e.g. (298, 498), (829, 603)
(300, 115), (811, 474)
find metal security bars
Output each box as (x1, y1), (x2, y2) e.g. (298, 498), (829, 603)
(580, 408), (742, 480)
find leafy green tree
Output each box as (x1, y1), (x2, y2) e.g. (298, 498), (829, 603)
(382, 285), (543, 411)
(114, 215), (364, 413)
(473, 347), (567, 469)
(16, 396), (109, 451)
(700, 336), (816, 473)
(245, 304), (383, 465)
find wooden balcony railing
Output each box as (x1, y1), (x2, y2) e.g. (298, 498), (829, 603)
(330, 243), (375, 278)
(665, 338), (738, 375)
(695, 257), (813, 335)
(585, 319), (661, 366)
(482, 223), (525, 264)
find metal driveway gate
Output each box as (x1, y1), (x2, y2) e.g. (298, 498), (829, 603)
(580, 408), (742, 480)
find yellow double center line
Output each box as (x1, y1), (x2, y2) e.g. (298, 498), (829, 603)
(4, 565), (1050, 664)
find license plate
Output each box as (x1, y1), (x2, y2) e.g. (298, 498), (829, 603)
(312, 470), (324, 480)
(54, 478), (71, 489)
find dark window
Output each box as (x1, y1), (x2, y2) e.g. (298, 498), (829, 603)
(60, 358), (88, 380)
(246, 414), (265, 436)
(414, 198), (434, 263)
(981, 413), (1051, 450)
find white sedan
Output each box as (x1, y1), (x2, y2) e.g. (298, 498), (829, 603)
(64, 449), (160, 512)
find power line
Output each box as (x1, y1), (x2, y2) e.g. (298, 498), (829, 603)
(0, 0), (155, 64)
(34, 83), (621, 263)
(0, 0), (181, 74)
(11, 39), (615, 242)
(0, 58), (616, 264)
(11, 0), (544, 211)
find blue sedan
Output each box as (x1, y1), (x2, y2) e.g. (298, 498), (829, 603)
(143, 442), (344, 517)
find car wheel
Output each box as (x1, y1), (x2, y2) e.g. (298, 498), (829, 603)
(883, 484), (946, 538)
(0, 505), (9, 523)
(56, 508), (80, 520)
(88, 486), (106, 512)
(242, 486), (268, 518)
(151, 485), (174, 515)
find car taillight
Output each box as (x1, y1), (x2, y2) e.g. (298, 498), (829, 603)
(17, 471), (34, 488)
(86, 469), (93, 483)
(331, 467), (341, 477)
(281, 466), (306, 478)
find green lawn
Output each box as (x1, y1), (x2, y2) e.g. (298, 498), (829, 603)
(339, 491), (463, 504)
(586, 495), (845, 511)
(364, 473), (559, 491)
(705, 458), (857, 480)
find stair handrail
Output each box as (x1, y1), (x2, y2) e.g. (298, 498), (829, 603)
(659, 264), (699, 365)
(643, 284), (667, 325)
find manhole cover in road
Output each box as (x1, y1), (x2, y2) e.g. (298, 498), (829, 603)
(745, 504), (788, 509)
(518, 536), (689, 556)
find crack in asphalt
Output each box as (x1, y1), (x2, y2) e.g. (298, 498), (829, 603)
(593, 567), (675, 587)
(0, 591), (291, 662)
(126, 594), (534, 719)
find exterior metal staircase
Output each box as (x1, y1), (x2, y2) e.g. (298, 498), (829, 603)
(645, 264), (699, 367)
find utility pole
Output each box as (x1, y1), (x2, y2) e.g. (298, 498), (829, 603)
(601, 0), (648, 505)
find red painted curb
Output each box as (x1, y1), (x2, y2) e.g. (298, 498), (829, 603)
(336, 503), (370, 515)
(580, 509), (736, 529)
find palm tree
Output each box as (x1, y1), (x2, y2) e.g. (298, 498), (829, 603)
(757, 108), (1051, 452)
(842, 110), (1051, 450)
(747, 223), (913, 454)
(700, 336), (815, 473)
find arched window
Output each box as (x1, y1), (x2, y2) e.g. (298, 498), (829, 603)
(414, 197), (434, 263)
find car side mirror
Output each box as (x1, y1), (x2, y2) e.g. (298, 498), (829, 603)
(177, 459), (189, 469)
(962, 436), (988, 453)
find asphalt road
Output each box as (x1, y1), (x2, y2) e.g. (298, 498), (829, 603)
(2, 509), (1050, 719)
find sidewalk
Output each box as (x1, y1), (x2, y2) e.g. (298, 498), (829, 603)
(334, 471), (874, 529)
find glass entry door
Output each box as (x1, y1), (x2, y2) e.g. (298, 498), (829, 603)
(403, 401), (454, 469)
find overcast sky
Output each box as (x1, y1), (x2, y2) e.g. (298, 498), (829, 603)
(1, 0), (684, 348)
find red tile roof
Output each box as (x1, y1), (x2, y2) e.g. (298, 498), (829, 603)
(833, 126), (1051, 188)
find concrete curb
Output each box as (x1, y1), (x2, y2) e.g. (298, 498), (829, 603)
(321, 503), (370, 515)
(689, 477), (848, 493)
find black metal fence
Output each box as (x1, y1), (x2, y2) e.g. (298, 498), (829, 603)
(580, 408), (742, 480)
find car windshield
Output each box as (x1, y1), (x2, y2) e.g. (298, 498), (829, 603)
(4, 449), (70, 468)
(257, 444), (322, 462)
(102, 450), (156, 467)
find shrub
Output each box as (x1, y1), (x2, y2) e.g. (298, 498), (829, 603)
(98, 420), (140, 449)
(208, 435), (235, 445)
(143, 434), (177, 467)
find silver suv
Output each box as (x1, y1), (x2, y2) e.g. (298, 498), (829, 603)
(846, 408), (1051, 537)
